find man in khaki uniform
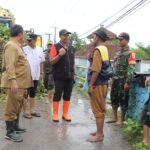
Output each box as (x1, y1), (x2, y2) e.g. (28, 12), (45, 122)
(1, 24), (32, 142)
(87, 29), (111, 142)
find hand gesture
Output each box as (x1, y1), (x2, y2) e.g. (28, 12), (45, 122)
(59, 48), (66, 56)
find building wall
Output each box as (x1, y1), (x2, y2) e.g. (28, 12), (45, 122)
(75, 58), (150, 92)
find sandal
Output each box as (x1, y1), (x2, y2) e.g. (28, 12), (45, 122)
(23, 114), (32, 119)
(31, 112), (41, 117)
(106, 120), (117, 123)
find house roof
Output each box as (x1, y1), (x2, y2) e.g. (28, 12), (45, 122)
(76, 27), (119, 60)
(87, 27), (117, 39)
(75, 42), (119, 60)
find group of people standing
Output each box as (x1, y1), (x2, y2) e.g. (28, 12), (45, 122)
(1, 24), (75, 142)
(86, 30), (136, 142)
(87, 30), (150, 144)
(1, 24), (150, 145)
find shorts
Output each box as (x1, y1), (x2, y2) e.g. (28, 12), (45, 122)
(27, 80), (39, 98)
(44, 73), (54, 90)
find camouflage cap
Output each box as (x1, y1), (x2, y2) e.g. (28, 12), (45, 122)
(47, 40), (53, 45)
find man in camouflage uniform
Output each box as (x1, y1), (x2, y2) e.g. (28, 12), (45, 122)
(43, 40), (54, 104)
(107, 32), (136, 125)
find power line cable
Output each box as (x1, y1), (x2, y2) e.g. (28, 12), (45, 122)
(79, 0), (138, 37)
(101, 0), (136, 25)
(79, 0), (149, 38)
(116, 0), (150, 26)
(80, 0), (150, 40)
(106, 0), (149, 28)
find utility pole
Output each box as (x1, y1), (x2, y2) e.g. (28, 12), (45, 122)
(45, 33), (51, 41)
(50, 25), (58, 44)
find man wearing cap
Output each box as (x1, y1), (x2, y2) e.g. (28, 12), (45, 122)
(87, 29), (111, 142)
(106, 32), (136, 125)
(50, 29), (75, 122)
(1, 24), (32, 142)
(23, 33), (45, 119)
(43, 40), (54, 104)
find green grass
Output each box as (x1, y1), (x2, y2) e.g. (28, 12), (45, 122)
(121, 118), (150, 150)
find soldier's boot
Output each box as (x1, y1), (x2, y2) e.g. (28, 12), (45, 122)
(52, 102), (59, 122)
(14, 115), (26, 133)
(62, 101), (71, 122)
(106, 107), (118, 123)
(5, 121), (23, 142)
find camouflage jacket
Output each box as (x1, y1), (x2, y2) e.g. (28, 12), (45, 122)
(43, 49), (53, 74)
(113, 47), (136, 83)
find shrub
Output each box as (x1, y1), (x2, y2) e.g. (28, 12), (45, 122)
(121, 118), (150, 150)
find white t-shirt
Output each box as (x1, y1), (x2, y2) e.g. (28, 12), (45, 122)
(23, 45), (45, 80)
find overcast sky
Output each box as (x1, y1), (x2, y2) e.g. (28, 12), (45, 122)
(0, 0), (150, 47)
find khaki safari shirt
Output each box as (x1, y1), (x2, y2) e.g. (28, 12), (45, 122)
(91, 50), (102, 73)
(1, 39), (32, 88)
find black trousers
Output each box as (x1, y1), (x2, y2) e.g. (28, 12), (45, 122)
(53, 79), (74, 101)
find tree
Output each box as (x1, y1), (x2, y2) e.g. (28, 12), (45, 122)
(109, 38), (119, 46)
(69, 32), (86, 51)
(0, 23), (10, 41)
(0, 24), (10, 77)
(134, 43), (150, 60)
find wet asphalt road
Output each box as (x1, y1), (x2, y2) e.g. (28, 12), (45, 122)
(0, 89), (131, 150)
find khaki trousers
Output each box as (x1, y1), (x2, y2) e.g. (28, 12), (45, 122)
(90, 85), (108, 118)
(5, 89), (26, 121)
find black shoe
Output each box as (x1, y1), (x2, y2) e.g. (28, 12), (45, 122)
(14, 115), (26, 133)
(5, 121), (23, 142)
(15, 127), (26, 133)
(5, 131), (23, 142)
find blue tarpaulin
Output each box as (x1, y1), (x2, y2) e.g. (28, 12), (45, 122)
(126, 83), (150, 121)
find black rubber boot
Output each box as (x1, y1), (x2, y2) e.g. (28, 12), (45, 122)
(14, 115), (26, 133)
(5, 121), (23, 142)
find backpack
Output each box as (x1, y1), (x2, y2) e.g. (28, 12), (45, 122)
(96, 45), (113, 80)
